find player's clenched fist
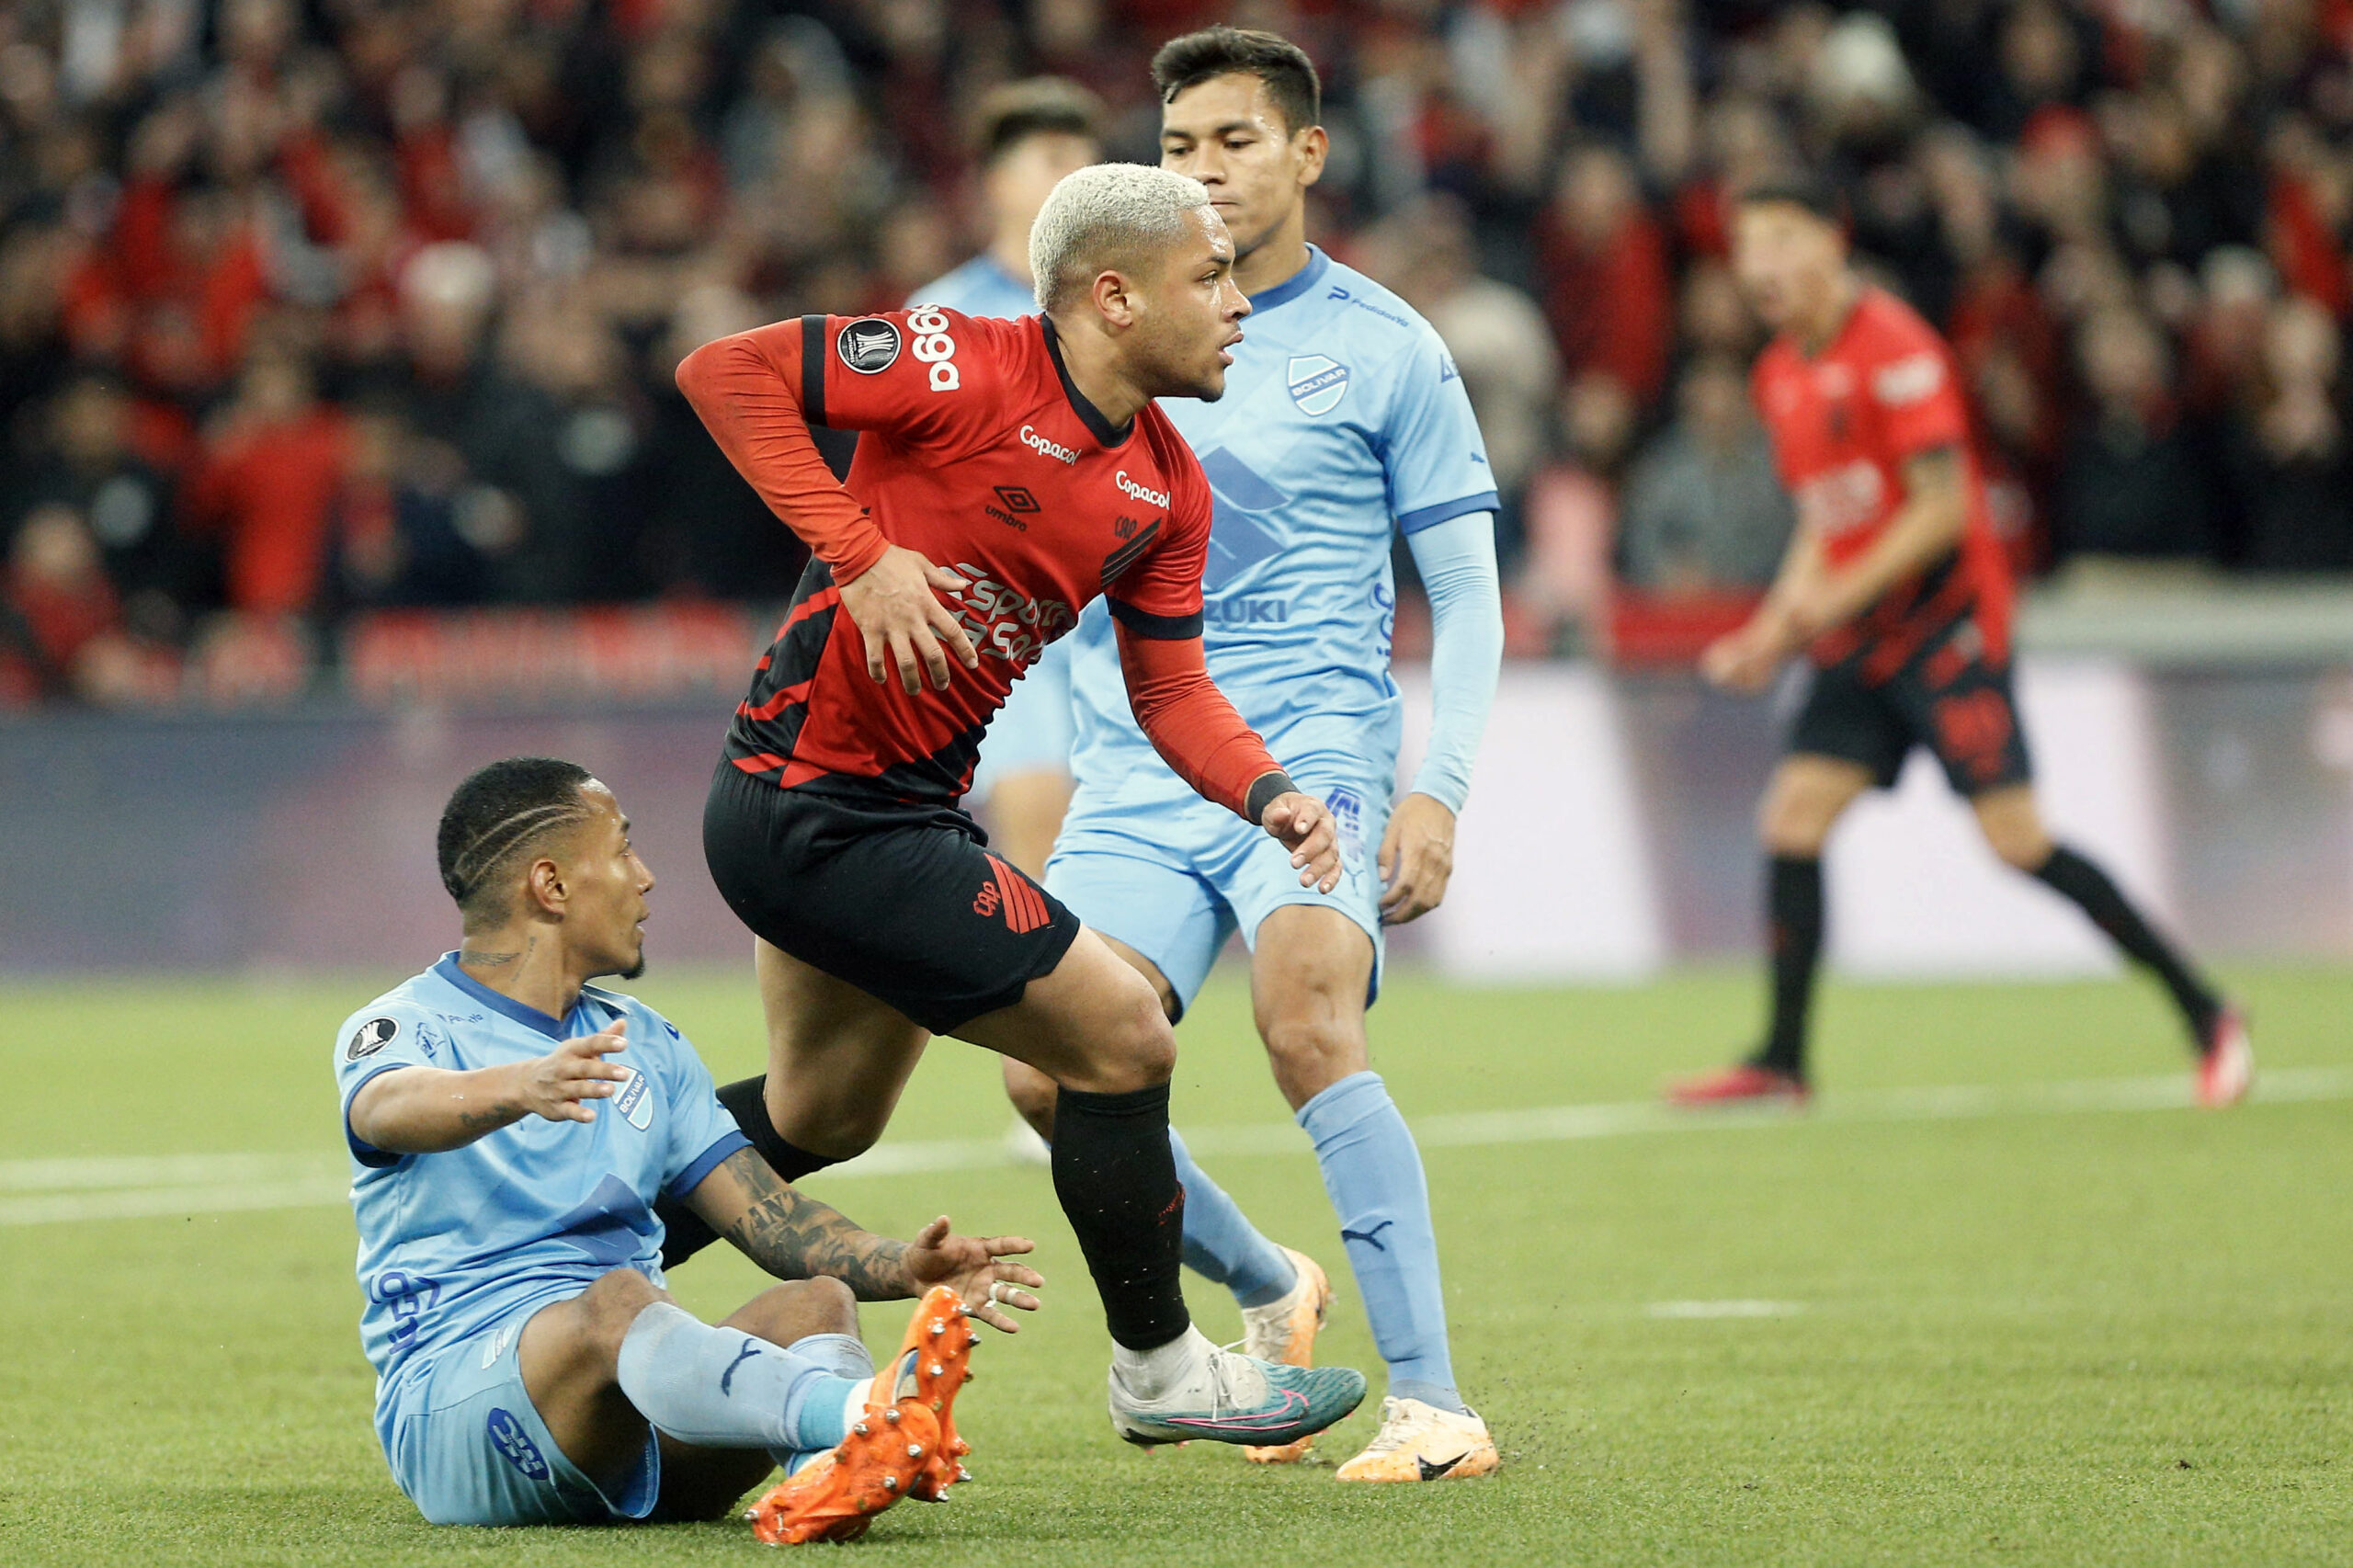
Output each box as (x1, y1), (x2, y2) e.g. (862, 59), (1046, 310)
(1261, 791), (1342, 892)
(839, 545), (983, 695)
(516, 1019), (632, 1124)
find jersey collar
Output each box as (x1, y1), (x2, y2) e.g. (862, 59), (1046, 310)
(1244, 244), (1331, 317)
(432, 951), (579, 1040)
(1037, 315), (1134, 449)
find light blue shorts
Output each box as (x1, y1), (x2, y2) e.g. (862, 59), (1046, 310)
(380, 1302), (660, 1527)
(968, 638), (1074, 800)
(1047, 759), (1388, 1017)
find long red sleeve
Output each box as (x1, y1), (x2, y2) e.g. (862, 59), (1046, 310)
(675, 321), (892, 582)
(1116, 621), (1287, 822)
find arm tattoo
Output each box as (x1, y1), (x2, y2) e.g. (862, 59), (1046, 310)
(713, 1147), (911, 1300)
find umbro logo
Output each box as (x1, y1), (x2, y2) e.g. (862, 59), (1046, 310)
(984, 485), (1039, 532)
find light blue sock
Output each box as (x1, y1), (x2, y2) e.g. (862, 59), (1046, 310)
(1171, 1127), (1299, 1308)
(773, 1331), (873, 1474)
(1297, 1072), (1466, 1414)
(615, 1301), (860, 1455)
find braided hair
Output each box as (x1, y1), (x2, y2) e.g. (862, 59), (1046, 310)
(436, 757), (598, 919)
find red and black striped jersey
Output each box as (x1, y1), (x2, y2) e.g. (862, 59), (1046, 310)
(677, 307), (1280, 812)
(1752, 286), (2015, 682)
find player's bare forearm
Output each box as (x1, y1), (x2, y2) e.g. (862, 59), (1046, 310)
(347, 1063), (533, 1154)
(693, 1146), (913, 1299)
(1756, 522), (1827, 637)
(1798, 446), (1965, 633)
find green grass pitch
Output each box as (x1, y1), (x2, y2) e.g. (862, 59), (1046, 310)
(2, 964), (2349, 1566)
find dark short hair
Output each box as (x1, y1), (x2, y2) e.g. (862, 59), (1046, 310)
(1736, 173), (1847, 229)
(975, 77), (1104, 166)
(437, 757), (597, 915)
(1151, 27), (1321, 135)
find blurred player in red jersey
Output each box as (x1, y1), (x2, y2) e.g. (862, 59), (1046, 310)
(662, 164), (1370, 1450)
(1670, 177), (2251, 1110)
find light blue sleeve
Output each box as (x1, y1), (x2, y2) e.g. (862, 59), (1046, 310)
(1383, 326), (1502, 533)
(645, 1009), (752, 1201)
(332, 1000), (445, 1169)
(1403, 512), (1501, 813)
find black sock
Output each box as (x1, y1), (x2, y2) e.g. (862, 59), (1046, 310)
(655, 1074), (844, 1269)
(712, 1074), (839, 1181)
(1051, 1083), (1190, 1351)
(1753, 855), (1824, 1077)
(2032, 845), (2221, 1040)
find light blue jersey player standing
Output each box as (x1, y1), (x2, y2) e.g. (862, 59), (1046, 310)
(909, 78), (1103, 883)
(998, 28), (1506, 1482)
(336, 756), (1040, 1540)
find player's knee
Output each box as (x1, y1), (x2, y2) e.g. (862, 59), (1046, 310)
(1098, 981), (1177, 1088)
(1982, 817), (2052, 871)
(581, 1267), (667, 1358)
(1259, 1013), (1355, 1077)
(1757, 790), (1834, 856)
(779, 1276), (858, 1337)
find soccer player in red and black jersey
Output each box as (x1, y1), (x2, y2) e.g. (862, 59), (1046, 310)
(663, 164), (1370, 1449)
(1669, 178), (2251, 1110)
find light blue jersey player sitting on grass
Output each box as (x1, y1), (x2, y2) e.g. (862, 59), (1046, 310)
(335, 756), (1041, 1542)
(998, 28), (1506, 1483)
(909, 78), (1104, 884)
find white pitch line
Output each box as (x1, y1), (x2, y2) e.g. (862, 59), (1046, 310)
(4, 1067), (2347, 1225)
(1647, 1300), (1805, 1320)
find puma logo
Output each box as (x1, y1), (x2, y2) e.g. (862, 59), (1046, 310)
(1340, 1220), (1395, 1252)
(720, 1336), (762, 1396)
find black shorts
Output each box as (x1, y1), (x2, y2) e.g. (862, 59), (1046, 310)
(1790, 616), (2033, 796)
(703, 764), (1082, 1035)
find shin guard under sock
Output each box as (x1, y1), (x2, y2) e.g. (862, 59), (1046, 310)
(1300, 1072), (1463, 1413)
(1051, 1083), (1190, 1351)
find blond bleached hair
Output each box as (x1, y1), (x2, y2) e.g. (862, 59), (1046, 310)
(1029, 163), (1213, 314)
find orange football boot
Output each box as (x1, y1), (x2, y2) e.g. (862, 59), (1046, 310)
(890, 1286), (981, 1500)
(745, 1287), (975, 1544)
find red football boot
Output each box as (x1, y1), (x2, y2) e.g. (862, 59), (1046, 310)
(1664, 1062), (1811, 1108)
(2195, 1006), (2253, 1108)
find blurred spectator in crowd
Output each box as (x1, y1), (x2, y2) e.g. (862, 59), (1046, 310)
(3, 504), (124, 699)
(1517, 373), (1641, 652)
(181, 347), (352, 615)
(1617, 356), (1794, 593)
(2225, 294), (2353, 572)
(2057, 305), (2222, 562)
(1538, 143), (1671, 413)
(7, 371), (194, 637)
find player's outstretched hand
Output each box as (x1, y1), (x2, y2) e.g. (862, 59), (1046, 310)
(1378, 791), (1456, 926)
(1262, 791), (1341, 893)
(839, 545), (982, 695)
(902, 1216), (1044, 1333)
(517, 1019), (631, 1124)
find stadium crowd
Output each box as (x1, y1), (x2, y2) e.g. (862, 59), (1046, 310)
(4, 0), (2353, 705)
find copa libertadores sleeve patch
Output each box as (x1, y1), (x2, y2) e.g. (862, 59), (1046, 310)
(347, 1017), (401, 1061)
(837, 318), (903, 373)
